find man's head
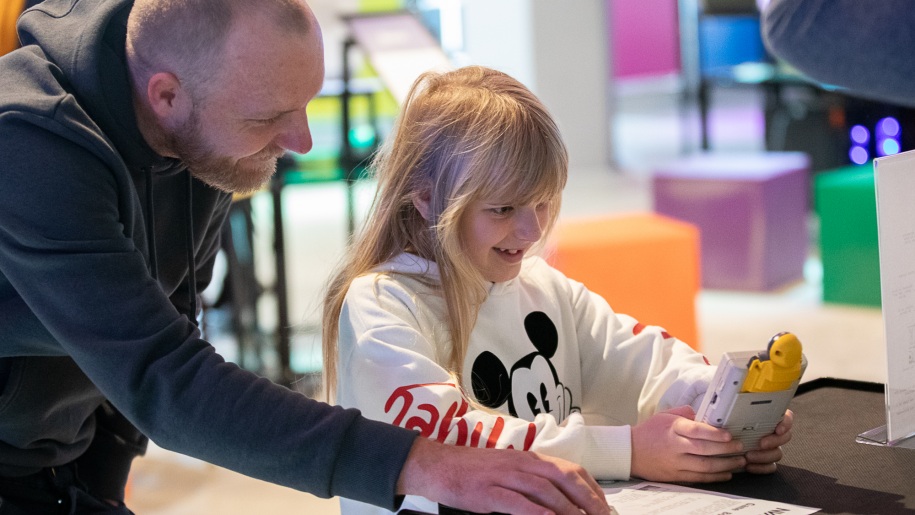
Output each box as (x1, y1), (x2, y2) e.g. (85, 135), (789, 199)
(126, 0), (324, 194)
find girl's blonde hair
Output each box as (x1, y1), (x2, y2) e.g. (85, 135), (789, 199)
(322, 65), (568, 399)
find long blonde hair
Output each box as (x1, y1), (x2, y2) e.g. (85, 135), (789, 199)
(322, 66), (569, 399)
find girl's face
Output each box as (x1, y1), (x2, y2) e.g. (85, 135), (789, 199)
(459, 197), (551, 283)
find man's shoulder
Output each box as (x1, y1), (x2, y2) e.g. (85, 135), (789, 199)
(0, 49), (108, 161)
(0, 47), (74, 117)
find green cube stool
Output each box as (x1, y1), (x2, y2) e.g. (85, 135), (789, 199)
(815, 164), (881, 307)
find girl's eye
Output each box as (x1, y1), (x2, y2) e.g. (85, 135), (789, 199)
(491, 206), (513, 215)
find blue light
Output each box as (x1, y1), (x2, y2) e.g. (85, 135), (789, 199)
(849, 146), (869, 165)
(348, 126), (376, 149)
(850, 125), (870, 144)
(879, 117), (901, 138)
(881, 138), (901, 156)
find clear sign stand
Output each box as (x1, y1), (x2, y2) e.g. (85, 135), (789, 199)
(857, 150), (915, 449)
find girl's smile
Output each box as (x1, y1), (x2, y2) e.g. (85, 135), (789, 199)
(461, 200), (551, 282)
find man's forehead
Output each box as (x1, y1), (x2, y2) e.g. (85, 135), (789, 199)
(213, 24), (324, 116)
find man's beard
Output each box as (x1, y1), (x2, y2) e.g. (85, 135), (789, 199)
(167, 110), (282, 195)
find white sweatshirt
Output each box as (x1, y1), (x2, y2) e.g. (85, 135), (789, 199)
(335, 253), (715, 514)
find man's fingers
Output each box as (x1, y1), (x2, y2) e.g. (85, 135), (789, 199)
(552, 468), (610, 515)
(519, 460), (611, 515)
(511, 474), (585, 515)
(483, 487), (554, 515)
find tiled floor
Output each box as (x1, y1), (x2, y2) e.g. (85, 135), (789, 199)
(125, 85), (885, 514)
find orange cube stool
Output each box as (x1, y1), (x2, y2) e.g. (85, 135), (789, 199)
(547, 213), (702, 349)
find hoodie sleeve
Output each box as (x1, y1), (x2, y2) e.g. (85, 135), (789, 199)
(762, 0), (915, 108)
(0, 116), (416, 508)
(336, 273), (633, 480)
(565, 276), (715, 428)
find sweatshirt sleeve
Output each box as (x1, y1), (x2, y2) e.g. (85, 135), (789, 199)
(336, 274), (631, 480)
(564, 274), (715, 429)
(762, 0), (915, 108)
(0, 118), (417, 509)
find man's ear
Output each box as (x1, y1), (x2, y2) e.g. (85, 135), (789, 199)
(411, 187), (433, 221)
(145, 71), (192, 128)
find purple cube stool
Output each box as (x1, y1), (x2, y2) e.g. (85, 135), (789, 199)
(652, 152), (810, 290)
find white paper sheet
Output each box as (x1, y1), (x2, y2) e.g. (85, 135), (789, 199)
(602, 481), (818, 515)
(874, 150), (915, 444)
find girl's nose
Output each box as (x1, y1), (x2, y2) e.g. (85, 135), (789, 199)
(515, 206), (544, 242)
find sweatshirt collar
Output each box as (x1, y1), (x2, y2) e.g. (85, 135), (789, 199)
(379, 252), (524, 296)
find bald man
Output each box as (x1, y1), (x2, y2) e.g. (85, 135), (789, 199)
(0, 1), (610, 514)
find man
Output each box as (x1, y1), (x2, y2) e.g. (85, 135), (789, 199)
(0, 0), (610, 513)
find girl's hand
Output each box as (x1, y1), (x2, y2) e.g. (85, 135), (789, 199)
(745, 409), (793, 474)
(631, 405), (745, 483)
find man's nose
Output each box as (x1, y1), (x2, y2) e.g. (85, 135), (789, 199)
(275, 110), (313, 155)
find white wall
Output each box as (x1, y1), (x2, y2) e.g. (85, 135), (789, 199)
(462, 0), (613, 168)
(309, 0), (614, 168)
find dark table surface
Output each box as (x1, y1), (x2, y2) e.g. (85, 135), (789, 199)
(431, 378), (914, 515)
(693, 378), (915, 514)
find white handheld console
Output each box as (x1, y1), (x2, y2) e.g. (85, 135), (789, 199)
(695, 332), (807, 452)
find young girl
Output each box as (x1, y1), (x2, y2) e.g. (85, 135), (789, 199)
(322, 66), (792, 514)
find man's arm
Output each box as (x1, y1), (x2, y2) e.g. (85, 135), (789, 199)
(763, 0), (915, 108)
(0, 118), (609, 513)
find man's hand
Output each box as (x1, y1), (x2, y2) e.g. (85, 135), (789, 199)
(397, 437), (612, 515)
(631, 405), (745, 483)
(745, 409), (793, 474)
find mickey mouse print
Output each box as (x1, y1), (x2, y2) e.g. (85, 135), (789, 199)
(471, 311), (578, 424)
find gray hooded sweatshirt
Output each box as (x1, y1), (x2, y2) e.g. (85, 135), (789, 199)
(0, 0), (415, 507)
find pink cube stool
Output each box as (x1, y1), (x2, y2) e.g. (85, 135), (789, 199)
(652, 152), (810, 290)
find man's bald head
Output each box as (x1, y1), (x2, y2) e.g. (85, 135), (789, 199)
(126, 0), (318, 101)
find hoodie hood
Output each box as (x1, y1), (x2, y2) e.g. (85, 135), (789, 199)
(377, 252), (534, 296)
(17, 0), (172, 173)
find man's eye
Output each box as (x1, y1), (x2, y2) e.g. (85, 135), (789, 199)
(251, 116), (281, 126)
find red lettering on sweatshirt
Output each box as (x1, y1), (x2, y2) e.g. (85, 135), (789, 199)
(436, 398), (469, 442)
(487, 418), (504, 448)
(385, 383), (528, 451)
(386, 383), (455, 437)
(524, 423), (536, 450)
(471, 421), (484, 447)
(453, 419), (469, 446)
